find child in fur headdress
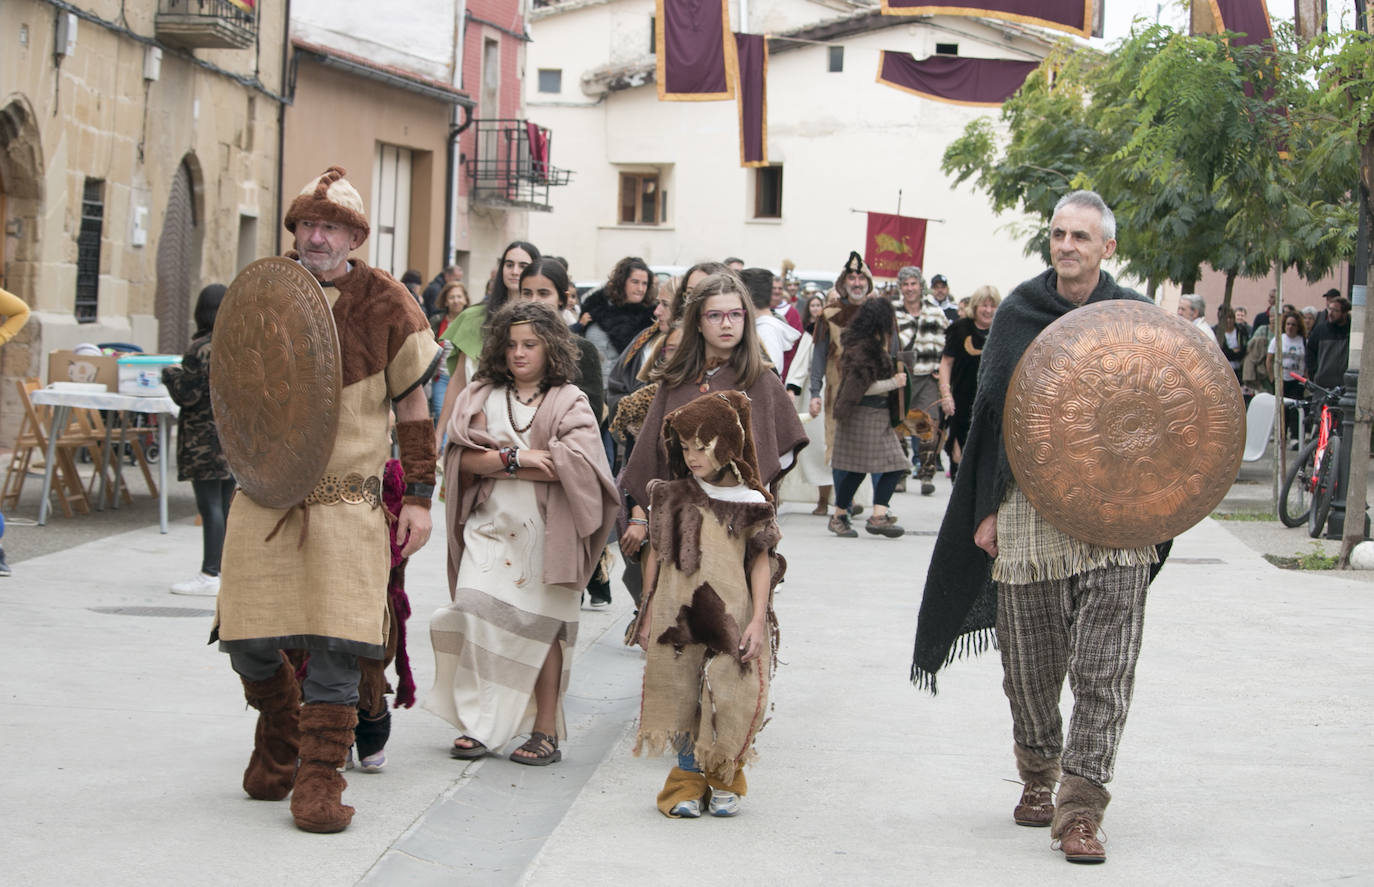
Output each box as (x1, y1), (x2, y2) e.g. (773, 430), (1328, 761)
(629, 389), (784, 819)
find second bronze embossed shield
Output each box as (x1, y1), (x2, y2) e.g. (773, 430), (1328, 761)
(1003, 300), (1244, 548)
(211, 257), (342, 509)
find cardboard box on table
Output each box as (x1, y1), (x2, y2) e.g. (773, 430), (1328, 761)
(47, 350), (119, 390)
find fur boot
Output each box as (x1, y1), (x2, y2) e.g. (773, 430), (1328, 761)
(1012, 743), (1061, 827)
(291, 703), (357, 833)
(1051, 773), (1111, 837)
(240, 658), (301, 801)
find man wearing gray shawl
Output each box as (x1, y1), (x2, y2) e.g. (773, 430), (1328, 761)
(912, 191), (1166, 866)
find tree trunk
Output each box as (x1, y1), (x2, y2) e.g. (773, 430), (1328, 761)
(1221, 270), (1236, 315)
(1339, 158), (1374, 566)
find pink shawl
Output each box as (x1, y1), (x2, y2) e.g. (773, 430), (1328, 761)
(444, 381), (618, 592)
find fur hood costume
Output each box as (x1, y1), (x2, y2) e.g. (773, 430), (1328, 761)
(620, 363), (807, 509)
(632, 391), (784, 786)
(910, 269), (1170, 692)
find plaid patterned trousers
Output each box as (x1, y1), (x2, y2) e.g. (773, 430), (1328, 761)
(995, 564), (1150, 786)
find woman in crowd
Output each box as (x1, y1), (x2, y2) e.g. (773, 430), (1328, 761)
(800, 292), (826, 337)
(162, 283), (234, 595)
(1214, 305), (1248, 387)
(434, 241), (540, 449)
(619, 272), (807, 558)
(1267, 309), (1308, 444)
(577, 256), (657, 380)
(827, 297), (908, 539)
(426, 301), (618, 766)
(608, 262), (727, 427)
(938, 285), (1000, 479)
(784, 294), (835, 515)
(0, 285), (31, 577)
(430, 281), (470, 426)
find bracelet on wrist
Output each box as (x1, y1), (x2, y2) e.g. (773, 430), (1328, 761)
(627, 517), (648, 526)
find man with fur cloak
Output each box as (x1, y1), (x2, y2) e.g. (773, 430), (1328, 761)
(212, 166), (440, 834)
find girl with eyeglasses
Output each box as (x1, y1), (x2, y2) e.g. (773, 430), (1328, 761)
(619, 272), (807, 561)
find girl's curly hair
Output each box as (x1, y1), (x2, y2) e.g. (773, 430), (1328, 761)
(839, 296), (897, 379)
(474, 301), (581, 390)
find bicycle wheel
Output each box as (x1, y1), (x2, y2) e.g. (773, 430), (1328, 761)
(1308, 436), (1340, 538)
(1279, 438), (1319, 527)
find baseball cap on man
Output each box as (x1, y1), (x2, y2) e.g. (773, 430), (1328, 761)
(931, 274), (948, 286)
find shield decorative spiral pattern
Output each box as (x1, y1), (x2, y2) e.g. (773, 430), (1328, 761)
(210, 257), (342, 509)
(1003, 300), (1245, 549)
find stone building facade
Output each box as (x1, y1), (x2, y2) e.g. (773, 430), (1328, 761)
(0, 0), (287, 442)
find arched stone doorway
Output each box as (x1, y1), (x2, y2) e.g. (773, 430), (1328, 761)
(154, 157), (202, 354)
(0, 96), (45, 444)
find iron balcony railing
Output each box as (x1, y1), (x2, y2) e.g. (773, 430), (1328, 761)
(155, 0), (258, 50)
(465, 119), (571, 211)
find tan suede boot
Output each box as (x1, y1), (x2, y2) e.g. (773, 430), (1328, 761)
(812, 485), (831, 515)
(240, 658), (301, 801)
(291, 703), (357, 833)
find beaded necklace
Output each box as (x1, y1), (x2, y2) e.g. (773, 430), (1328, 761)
(506, 385), (543, 433)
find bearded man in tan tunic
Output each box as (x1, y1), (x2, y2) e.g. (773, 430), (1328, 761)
(212, 167), (440, 833)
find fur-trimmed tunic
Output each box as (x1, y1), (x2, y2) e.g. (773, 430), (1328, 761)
(214, 259), (440, 659)
(635, 477), (783, 782)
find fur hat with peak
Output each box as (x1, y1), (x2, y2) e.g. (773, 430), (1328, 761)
(284, 166), (370, 241)
(837, 250), (874, 294)
(663, 390), (768, 499)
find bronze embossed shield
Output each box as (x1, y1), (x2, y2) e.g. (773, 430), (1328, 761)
(1003, 300), (1244, 548)
(211, 257), (342, 509)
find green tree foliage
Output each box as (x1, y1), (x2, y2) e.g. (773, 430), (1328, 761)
(942, 23), (1359, 301)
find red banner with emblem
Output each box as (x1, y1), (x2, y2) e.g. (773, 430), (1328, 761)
(865, 213), (927, 279)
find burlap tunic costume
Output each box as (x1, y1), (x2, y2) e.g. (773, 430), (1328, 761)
(214, 259), (439, 660)
(635, 477), (781, 783)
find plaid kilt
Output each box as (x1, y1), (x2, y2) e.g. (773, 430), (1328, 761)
(831, 404), (910, 474)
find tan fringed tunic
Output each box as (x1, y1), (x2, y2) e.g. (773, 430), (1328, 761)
(635, 477), (783, 783)
(214, 259), (439, 659)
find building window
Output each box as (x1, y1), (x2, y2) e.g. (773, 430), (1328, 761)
(828, 46), (843, 72)
(619, 172), (664, 225)
(538, 68), (562, 93)
(935, 42), (959, 55)
(75, 178), (104, 323)
(754, 166), (783, 219)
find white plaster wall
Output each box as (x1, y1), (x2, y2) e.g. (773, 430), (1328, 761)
(293, 0), (460, 83)
(529, 17), (1051, 293)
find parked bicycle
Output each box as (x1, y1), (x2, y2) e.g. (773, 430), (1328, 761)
(1278, 374), (1343, 537)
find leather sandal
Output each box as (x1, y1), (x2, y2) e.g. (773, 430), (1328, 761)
(450, 736), (488, 760)
(510, 731), (561, 766)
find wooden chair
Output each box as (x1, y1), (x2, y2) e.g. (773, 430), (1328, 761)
(1, 378), (95, 517)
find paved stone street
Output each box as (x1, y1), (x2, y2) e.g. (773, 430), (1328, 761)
(3, 457), (1372, 885)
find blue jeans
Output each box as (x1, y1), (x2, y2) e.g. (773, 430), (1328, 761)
(677, 749), (699, 772)
(430, 373), (449, 426)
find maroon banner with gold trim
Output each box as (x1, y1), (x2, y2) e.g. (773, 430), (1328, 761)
(879, 0), (1093, 38)
(1193, 0), (1273, 46)
(656, 0), (737, 101)
(866, 213), (928, 279)
(734, 33), (768, 167)
(877, 52), (1038, 107)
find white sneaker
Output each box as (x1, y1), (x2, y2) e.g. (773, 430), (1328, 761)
(669, 798), (702, 818)
(708, 788), (740, 817)
(358, 749), (386, 773)
(170, 572), (220, 596)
